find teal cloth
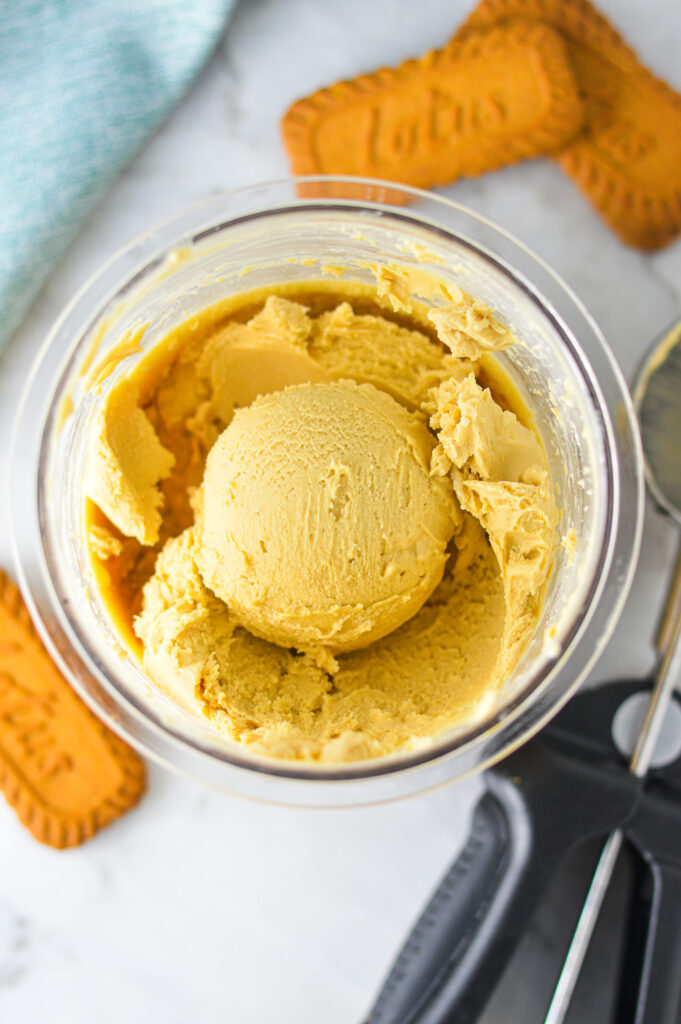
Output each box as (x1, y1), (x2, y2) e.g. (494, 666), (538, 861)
(0, 0), (238, 349)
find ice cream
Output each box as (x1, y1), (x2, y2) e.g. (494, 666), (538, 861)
(85, 278), (558, 763)
(195, 380), (458, 655)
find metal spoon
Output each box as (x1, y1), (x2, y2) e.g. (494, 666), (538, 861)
(544, 318), (681, 1024)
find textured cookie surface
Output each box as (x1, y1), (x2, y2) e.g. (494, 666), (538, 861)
(458, 0), (681, 249)
(0, 569), (145, 848)
(282, 22), (582, 191)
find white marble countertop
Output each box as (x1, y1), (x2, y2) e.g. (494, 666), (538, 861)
(1, 1), (680, 1021)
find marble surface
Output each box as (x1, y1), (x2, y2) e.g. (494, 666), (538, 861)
(1, 1), (681, 1021)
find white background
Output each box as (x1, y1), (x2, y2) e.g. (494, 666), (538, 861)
(1, 1), (680, 1021)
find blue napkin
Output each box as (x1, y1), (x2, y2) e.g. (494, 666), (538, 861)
(0, 0), (238, 350)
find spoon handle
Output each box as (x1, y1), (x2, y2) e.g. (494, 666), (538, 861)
(632, 543), (681, 776)
(543, 829), (624, 1024)
(363, 728), (639, 1024)
(543, 543), (681, 1024)
(656, 539), (681, 653)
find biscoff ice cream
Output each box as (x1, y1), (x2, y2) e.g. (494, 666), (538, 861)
(195, 380), (457, 655)
(84, 278), (558, 763)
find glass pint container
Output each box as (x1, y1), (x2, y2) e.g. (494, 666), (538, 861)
(10, 179), (644, 806)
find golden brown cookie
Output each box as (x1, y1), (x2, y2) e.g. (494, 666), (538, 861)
(457, 0), (681, 250)
(282, 22), (583, 192)
(0, 569), (145, 849)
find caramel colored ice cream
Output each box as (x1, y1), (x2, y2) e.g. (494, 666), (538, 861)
(195, 380), (457, 655)
(85, 279), (557, 763)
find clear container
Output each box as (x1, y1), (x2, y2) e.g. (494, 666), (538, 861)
(10, 178), (644, 806)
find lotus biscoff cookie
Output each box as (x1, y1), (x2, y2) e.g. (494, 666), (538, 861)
(0, 569), (145, 848)
(457, 0), (681, 250)
(282, 22), (583, 191)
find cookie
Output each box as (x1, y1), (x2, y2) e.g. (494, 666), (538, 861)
(457, 0), (681, 249)
(0, 569), (145, 848)
(282, 22), (583, 192)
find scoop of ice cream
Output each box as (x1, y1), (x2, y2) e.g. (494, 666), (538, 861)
(194, 380), (457, 653)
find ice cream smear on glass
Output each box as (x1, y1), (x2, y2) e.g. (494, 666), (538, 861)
(85, 273), (558, 763)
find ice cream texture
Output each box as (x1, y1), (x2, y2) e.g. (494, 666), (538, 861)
(85, 279), (558, 763)
(195, 380), (457, 656)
